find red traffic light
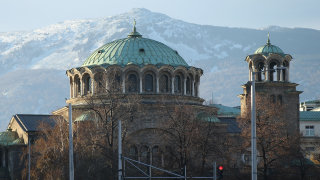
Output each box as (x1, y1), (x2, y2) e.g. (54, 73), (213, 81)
(219, 166), (223, 171)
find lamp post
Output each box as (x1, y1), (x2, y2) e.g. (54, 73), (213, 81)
(251, 66), (286, 180)
(28, 134), (34, 180)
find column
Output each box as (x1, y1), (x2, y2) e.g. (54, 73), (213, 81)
(80, 80), (83, 96)
(156, 76), (159, 93)
(249, 68), (252, 81)
(122, 77), (126, 94)
(196, 82), (200, 97)
(73, 82), (75, 98)
(265, 65), (269, 81)
(280, 65), (283, 81)
(140, 77), (142, 93)
(252, 67), (257, 81)
(92, 80), (95, 95)
(192, 80), (195, 96)
(171, 77), (175, 94)
(106, 78), (109, 92)
(70, 83), (72, 99)
(183, 78), (187, 95)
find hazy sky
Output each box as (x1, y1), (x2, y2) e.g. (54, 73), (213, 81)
(1, 0), (319, 32)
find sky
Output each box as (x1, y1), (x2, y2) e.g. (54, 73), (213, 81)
(0, 0), (320, 32)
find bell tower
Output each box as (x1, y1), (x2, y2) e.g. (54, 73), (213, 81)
(238, 34), (302, 130)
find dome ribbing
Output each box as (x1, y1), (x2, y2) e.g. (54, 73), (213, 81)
(82, 20), (188, 67)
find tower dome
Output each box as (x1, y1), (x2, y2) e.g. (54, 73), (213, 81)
(82, 20), (188, 68)
(254, 33), (284, 56)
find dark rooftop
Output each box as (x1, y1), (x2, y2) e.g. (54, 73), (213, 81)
(218, 117), (241, 133)
(13, 114), (63, 132)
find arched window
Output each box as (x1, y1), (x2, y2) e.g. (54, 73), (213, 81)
(77, 78), (81, 95)
(129, 146), (138, 161)
(87, 77), (92, 93)
(110, 73), (121, 92)
(160, 75), (168, 92)
(270, 95), (275, 103)
(145, 74), (153, 92)
(257, 62), (265, 81)
(186, 77), (190, 94)
(128, 74), (137, 92)
(164, 146), (174, 168)
(269, 62), (277, 81)
(140, 146), (150, 164)
(97, 74), (105, 94)
(152, 146), (160, 167)
(277, 95), (282, 105)
(282, 62), (287, 81)
(194, 83), (197, 97)
(174, 75), (181, 93)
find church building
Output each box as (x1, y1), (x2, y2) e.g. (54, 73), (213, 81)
(0, 22), (307, 179)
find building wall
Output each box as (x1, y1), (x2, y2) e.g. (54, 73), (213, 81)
(8, 145), (25, 180)
(300, 121), (320, 137)
(8, 118), (28, 145)
(240, 82), (301, 131)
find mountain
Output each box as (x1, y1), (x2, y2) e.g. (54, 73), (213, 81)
(0, 8), (320, 131)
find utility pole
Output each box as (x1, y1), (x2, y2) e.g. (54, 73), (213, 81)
(69, 103), (74, 180)
(118, 121), (122, 180)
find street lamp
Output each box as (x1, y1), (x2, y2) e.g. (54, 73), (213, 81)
(28, 134), (35, 180)
(251, 66), (286, 180)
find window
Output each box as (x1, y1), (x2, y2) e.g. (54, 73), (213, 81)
(277, 95), (282, 105)
(129, 146), (138, 160)
(111, 73), (121, 92)
(306, 126), (314, 136)
(186, 77), (190, 94)
(305, 147), (315, 159)
(140, 146), (150, 164)
(160, 75), (168, 92)
(128, 74), (137, 92)
(270, 95), (275, 103)
(257, 62), (265, 81)
(87, 77), (92, 93)
(77, 78), (81, 95)
(152, 146), (160, 167)
(145, 74), (153, 92)
(269, 62), (277, 81)
(97, 74), (105, 94)
(174, 75), (181, 93)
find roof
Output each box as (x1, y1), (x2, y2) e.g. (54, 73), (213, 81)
(253, 34), (285, 57)
(81, 20), (189, 68)
(301, 100), (320, 104)
(74, 111), (100, 122)
(196, 112), (220, 123)
(300, 111), (320, 121)
(210, 104), (241, 117)
(12, 114), (61, 132)
(218, 117), (241, 133)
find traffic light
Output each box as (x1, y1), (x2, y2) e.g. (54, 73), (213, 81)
(217, 166), (224, 179)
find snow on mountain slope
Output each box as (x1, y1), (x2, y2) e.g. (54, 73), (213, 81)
(0, 8), (320, 131)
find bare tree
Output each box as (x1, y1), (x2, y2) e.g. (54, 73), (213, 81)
(156, 96), (228, 177)
(237, 94), (300, 180)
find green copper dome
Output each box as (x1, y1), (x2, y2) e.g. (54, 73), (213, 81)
(0, 129), (19, 146)
(82, 20), (188, 67)
(254, 34), (284, 55)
